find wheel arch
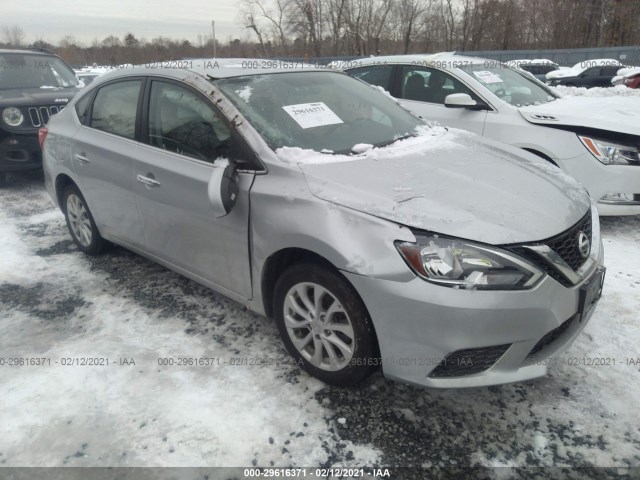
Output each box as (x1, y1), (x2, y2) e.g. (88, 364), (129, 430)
(55, 173), (77, 210)
(261, 247), (337, 320)
(522, 148), (559, 166)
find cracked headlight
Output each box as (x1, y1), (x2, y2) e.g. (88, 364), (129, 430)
(2, 107), (24, 127)
(396, 234), (543, 290)
(579, 135), (640, 165)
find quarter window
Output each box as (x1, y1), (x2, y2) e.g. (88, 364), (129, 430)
(74, 93), (92, 125)
(90, 80), (141, 139)
(147, 81), (231, 163)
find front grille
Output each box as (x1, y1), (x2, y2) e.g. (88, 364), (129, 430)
(428, 344), (510, 378)
(527, 314), (577, 357)
(546, 210), (592, 271)
(506, 208), (592, 287)
(27, 105), (64, 127)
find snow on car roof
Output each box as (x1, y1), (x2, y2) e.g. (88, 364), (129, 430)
(617, 66), (640, 78)
(346, 53), (489, 69)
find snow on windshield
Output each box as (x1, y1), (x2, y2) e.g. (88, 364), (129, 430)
(276, 124), (450, 164)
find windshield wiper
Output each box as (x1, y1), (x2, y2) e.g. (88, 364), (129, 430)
(375, 132), (417, 149)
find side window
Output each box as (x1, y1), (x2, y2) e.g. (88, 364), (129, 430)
(147, 81), (231, 163)
(400, 66), (475, 105)
(90, 80), (141, 139)
(347, 65), (394, 91)
(74, 93), (92, 125)
(582, 67), (601, 77)
(602, 66), (619, 76)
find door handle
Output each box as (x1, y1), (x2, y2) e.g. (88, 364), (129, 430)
(74, 152), (90, 164)
(136, 174), (161, 187)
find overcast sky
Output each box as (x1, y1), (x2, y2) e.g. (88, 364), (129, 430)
(2, 0), (249, 45)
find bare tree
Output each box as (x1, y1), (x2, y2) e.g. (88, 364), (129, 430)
(2, 25), (26, 47)
(239, 0), (270, 56)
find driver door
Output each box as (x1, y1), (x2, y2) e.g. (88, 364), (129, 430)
(134, 78), (254, 299)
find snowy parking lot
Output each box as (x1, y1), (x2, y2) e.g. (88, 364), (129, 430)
(2, 176), (640, 473)
(1, 85), (640, 475)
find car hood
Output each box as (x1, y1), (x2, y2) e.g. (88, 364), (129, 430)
(518, 96), (640, 136)
(0, 86), (79, 107)
(291, 129), (590, 245)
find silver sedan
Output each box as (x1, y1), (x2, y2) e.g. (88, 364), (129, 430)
(42, 61), (605, 388)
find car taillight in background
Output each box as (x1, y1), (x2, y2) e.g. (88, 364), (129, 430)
(38, 127), (48, 149)
(623, 74), (640, 89)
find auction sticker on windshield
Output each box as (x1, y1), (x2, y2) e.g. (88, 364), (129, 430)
(473, 71), (503, 84)
(282, 102), (344, 129)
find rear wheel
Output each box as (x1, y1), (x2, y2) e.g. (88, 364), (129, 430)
(62, 185), (109, 255)
(274, 263), (378, 386)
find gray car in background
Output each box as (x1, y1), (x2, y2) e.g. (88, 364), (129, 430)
(42, 62), (605, 388)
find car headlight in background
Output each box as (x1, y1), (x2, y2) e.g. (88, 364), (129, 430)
(579, 135), (640, 165)
(2, 107), (25, 127)
(396, 234), (543, 290)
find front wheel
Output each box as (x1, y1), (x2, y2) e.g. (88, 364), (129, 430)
(274, 263), (378, 386)
(62, 185), (109, 255)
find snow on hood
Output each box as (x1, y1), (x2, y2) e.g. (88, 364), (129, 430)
(519, 95), (640, 135)
(292, 128), (590, 245)
(552, 84), (640, 98)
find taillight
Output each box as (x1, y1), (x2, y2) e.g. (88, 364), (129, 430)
(38, 127), (48, 149)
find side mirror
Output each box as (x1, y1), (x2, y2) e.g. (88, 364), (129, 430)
(207, 159), (239, 217)
(444, 93), (488, 111)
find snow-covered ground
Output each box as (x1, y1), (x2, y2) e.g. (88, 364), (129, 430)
(1, 172), (639, 472)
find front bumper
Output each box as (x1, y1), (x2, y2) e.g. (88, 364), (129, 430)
(343, 245), (604, 388)
(0, 132), (43, 173)
(559, 152), (640, 216)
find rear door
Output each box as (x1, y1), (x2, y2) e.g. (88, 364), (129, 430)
(70, 78), (146, 247)
(134, 78), (255, 299)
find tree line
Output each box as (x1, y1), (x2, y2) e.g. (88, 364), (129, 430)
(1, 0), (638, 66)
(241, 0), (639, 57)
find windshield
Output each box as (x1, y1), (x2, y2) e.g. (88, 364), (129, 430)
(461, 64), (558, 107)
(0, 53), (78, 90)
(214, 71), (422, 154)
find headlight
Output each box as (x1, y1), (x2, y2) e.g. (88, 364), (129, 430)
(2, 107), (24, 127)
(396, 234), (543, 290)
(579, 135), (640, 165)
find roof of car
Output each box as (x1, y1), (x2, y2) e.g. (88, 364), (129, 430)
(0, 48), (57, 55)
(94, 58), (333, 83)
(341, 53), (491, 68)
(506, 58), (558, 65)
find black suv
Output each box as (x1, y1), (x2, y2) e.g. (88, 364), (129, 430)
(0, 49), (80, 184)
(547, 64), (621, 88)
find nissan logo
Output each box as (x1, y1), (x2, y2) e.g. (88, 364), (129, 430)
(577, 231), (591, 259)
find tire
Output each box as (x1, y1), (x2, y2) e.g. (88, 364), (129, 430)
(0, 172), (6, 186)
(274, 263), (378, 386)
(62, 184), (109, 255)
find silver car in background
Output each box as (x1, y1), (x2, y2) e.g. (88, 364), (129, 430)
(42, 62), (605, 388)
